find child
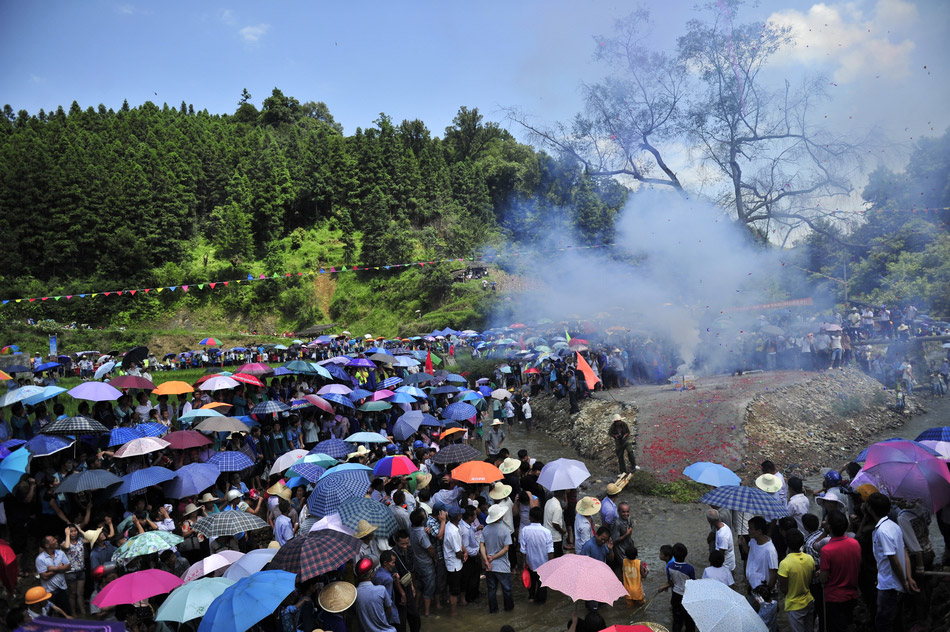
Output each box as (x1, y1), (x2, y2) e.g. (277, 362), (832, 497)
(701, 550), (734, 587)
(622, 546), (649, 606)
(751, 583), (778, 632)
(659, 543), (696, 632)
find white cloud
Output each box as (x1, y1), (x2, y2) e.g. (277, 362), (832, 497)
(768, 0), (917, 82)
(219, 9), (236, 26)
(29, 74), (46, 85)
(239, 24), (270, 43)
(116, 4), (134, 15)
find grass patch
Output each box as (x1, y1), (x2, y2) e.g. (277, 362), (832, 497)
(832, 394), (866, 416)
(623, 470), (708, 503)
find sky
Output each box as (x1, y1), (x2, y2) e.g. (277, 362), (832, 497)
(2, 0), (948, 172)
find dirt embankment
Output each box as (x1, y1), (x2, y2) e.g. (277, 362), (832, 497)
(531, 367), (928, 482)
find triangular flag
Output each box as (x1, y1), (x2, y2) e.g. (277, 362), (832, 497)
(91, 294), (98, 298)
(259, 274), (266, 279)
(223, 281), (228, 286)
(330, 267), (336, 272)
(169, 286), (176, 292)
(66, 295), (72, 299)
(54, 296), (61, 301)
(104, 292), (112, 297)
(29, 298), (36, 302)
(197, 284), (204, 290)
(15, 299), (22, 303)
(565, 329), (571, 343)
(144, 288), (151, 293)
(209, 282), (216, 289)
(116, 291), (123, 296)
(182, 285), (189, 292)
(79, 294), (86, 298)
(41, 297), (48, 301)
(1, 300), (7, 305)
(129, 290), (136, 296)
(575, 352), (601, 390)
(156, 288), (164, 293)
(247, 274), (254, 281)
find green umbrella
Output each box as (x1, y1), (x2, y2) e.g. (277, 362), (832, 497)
(358, 401), (392, 412)
(156, 577), (235, 623)
(535, 345), (552, 353)
(112, 531), (184, 564)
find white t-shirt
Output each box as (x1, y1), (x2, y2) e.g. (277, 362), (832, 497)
(715, 523), (736, 571)
(702, 564), (734, 586)
(873, 517), (906, 592)
(746, 539), (778, 590)
(443, 521), (463, 572)
(543, 497), (564, 543)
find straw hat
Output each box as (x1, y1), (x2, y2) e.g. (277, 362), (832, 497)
(267, 482), (292, 501)
(611, 413), (624, 422)
(576, 496), (602, 517)
(198, 493), (219, 504)
(817, 491), (846, 511)
(183, 503), (201, 516)
(25, 586), (52, 605)
(489, 482), (512, 500)
(354, 519), (379, 539)
(755, 473), (782, 494)
(606, 483), (622, 496)
(486, 504), (508, 524)
(347, 445), (370, 459)
(83, 527), (103, 546)
(491, 419), (504, 426)
(267, 540), (281, 549)
(318, 581), (358, 613)
(413, 472), (432, 491)
(418, 501), (433, 515)
(499, 458), (521, 475)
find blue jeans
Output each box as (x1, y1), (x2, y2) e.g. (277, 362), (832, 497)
(876, 588), (903, 632)
(486, 571), (513, 613)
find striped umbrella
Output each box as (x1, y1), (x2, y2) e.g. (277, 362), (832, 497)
(698, 486), (791, 519)
(442, 402), (477, 421)
(312, 439), (351, 460)
(193, 511), (268, 538)
(57, 469), (123, 494)
(307, 470), (371, 518)
(372, 455), (418, 477)
(267, 530), (361, 581)
(379, 377), (403, 389)
(41, 416), (109, 436)
(199, 338), (222, 346)
(112, 531), (184, 564)
(208, 451), (255, 472)
(251, 400), (289, 415)
(337, 497), (399, 537)
(114, 466), (177, 495)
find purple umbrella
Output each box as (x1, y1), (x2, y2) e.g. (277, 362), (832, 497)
(347, 358), (376, 368)
(68, 381), (123, 402)
(318, 384), (352, 395)
(864, 440), (950, 511)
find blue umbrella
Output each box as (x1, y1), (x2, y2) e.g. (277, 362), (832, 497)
(418, 413), (443, 427)
(683, 462), (742, 487)
(197, 570), (297, 632)
(321, 393), (355, 410)
(23, 385), (67, 406)
(287, 462), (326, 483)
(404, 372), (434, 385)
(916, 427), (950, 443)
(282, 360), (315, 374)
(33, 362), (60, 373)
(386, 392), (416, 404)
(0, 439), (26, 451)
(347, 388), (373, 401)
(312, 439), (351, 460)
(307, 469), (371, 518)
(337, 497), (399, 537)
(324, 364), (351, 381)
(271, 367), (293, 376)
(251, 401), (289, 416)
(379, 377), (403, 389)
(318, 463), (373, 480)
(136, 422), (169, 438)
(478, 386), (492, 397)
(25, 435), (73, 457)
(345, 432), (389, 444)
(444, 374), (466, 383)
(393, 417), (421, 441)
(165, 463), (220, 498)
(289, 399), (313, 411)
(396, 385), (426, 398)
(430, 385), (459, 395)
(0, 385), (44, 407)
(699, 485), (791, 519)
(109, 427), (145, 447)
(442, 402), (477, 421)
(114, 466), (177, 495)
(0, 445), (30, 495)
(208, 451), (254, 472)
(57, 469), (123, 494)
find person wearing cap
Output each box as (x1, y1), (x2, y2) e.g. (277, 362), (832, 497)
(481, 503), (514, 613)
(356, 556), (396, 632)
(608, 413), (637, 474)
(25, 585), (69, 620)
(442, 504), (465, 616)
(574, 497), (600, 552)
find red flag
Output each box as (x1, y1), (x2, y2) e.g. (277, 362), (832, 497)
(575, 352), (601, 390)
(519, 334), (525, 350)
(425, 349), (434, 374)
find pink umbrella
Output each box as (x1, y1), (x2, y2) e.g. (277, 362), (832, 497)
(199, 376), (240, 391)
(92, 569), (183, 607)
(181, 550), (244, 583)
(537, 554), (628, 603)
(114, 437), (171, 458)
(164, 430), (213, 450)
(237, 362), (272, 376)
(303, 394), (334, 414)
(865, 440), (950, 511)
(371, 389), (395, 402)
(318, 384), (352, 395)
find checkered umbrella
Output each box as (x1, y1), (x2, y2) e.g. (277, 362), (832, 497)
(337, 497), (399, 537)
(441, 402), (477, 421)
(307, 470), (371, 518)
(267, 530), (361, 581)
(56, 469), (123, 494)
(208, 451), (255, 472)
(40, 416), (109, 436)
(136, 422), (169, 438)
(313, 439), (351, 460)
(321, 393), (355, 410)
(113, 531), (184, 564)
(251, 400), (290, 416)
(109, 426), (145, 447)
(287, 462), (326, 483)
(114, 466), (177, 495)
(698, 485), (791, 519)
(431, 443), (481, 465)
(193, 511), (268, 538)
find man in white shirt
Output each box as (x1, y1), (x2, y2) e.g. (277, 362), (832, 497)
(746, 516), (778, 593)
(442, 505), (465, 616)
(786, 477), (811, 535)
(706, 509), (735, 573)
(543, 491), (566, 557)
(867, 492), (918, 630)
(520, 506), (554, 604)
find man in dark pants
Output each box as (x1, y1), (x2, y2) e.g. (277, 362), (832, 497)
(567, 370), (580, 414)
(392, 530), (422, 632)
(520, 506), (554, 604)
(608, 413), (637, 474)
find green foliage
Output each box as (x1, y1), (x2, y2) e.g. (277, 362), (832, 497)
(831, 394), (866, 417)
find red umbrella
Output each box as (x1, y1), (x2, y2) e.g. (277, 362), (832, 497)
(0, 538), (18, 594)
(303, 394), (334, 414)
(109, 375), (157, 390)
(231, 372), (265, 387)
(164, 430), (212, 450)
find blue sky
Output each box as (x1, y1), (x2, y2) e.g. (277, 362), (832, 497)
(2, 0), (947, 157)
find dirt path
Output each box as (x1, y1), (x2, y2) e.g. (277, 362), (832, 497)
(601, 371), (815, 480)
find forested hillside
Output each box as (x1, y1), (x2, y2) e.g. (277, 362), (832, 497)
(0, 90), (625, 332)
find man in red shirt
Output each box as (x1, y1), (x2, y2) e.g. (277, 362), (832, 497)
(818, 511), (861, 630)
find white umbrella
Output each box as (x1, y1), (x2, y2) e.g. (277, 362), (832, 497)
(308, 512), (356, 536)
(683, 578), (767, 632)
(221, 549), (277, 580)
(180, 551), (244, 583)
(269, 449), (308, 476)
(193, 417), (250, 434)
(537, 458), (591, 491)
(490, 389), (512, 400)
(0, 386), (44, 408)
(114, 437), (171, 458)
(198, 376), (240, 391)
(94, 361), (116, 380)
